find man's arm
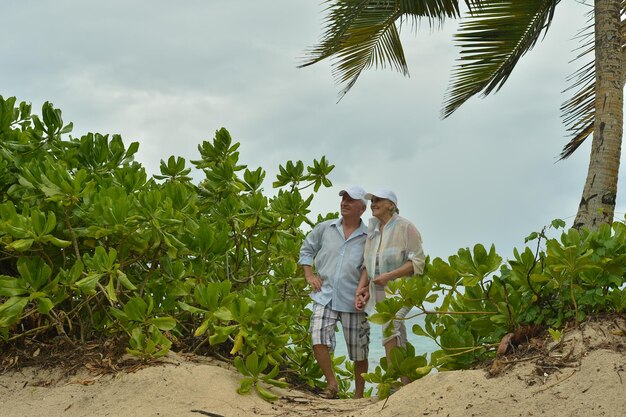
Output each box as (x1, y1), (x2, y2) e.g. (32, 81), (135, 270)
(355, 268), (369, 311)
(299, 223), (326, 292)
(302, 264), (323, 292)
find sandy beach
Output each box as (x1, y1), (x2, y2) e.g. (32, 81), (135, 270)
(1, 316), (624, 417)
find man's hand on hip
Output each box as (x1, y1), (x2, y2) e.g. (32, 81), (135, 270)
(305, 274), (323, 292)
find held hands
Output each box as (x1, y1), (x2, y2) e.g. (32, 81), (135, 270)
(305, 273), (323, 292)
(354, 286), (370, 311)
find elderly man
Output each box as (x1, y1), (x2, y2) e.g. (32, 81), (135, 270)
(298, 186), (370, 399)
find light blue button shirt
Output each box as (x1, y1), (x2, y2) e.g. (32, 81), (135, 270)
(298, 217), (367, 313)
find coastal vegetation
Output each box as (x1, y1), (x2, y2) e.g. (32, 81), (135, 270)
(1, 97), (625, 401)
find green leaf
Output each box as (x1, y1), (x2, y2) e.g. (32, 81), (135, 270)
(414, 365), (432, 378)
(0, 297), (28, 327)
(461, 276), (481, 287)
(124, 297), (148, 322)
(194, 318), (211, 337)
(146, 295), (154, 316)
(376, 382), (392, 400)
(17, 258), (52, 291)
(5, 238), (34, 251)
(530, 273), (551, 283)
(234, 356), (249, 376)
(129, 327), (145, 350)
(36, 297), (54, 315)
(264, 378), (288, 388)
(105, 276), (118, 303)
(40, 236), (72, 248)
(116, 270), (137, 290)
(264, 364), (280, 380)
(524, 231), (539, 243)
(75, 273), (104, 294)
(245, 352), (260, 375)
(368, 312), (394, 325)
(213, 306), (234, 321)
(208, 325), (237, 345)
(551, 219), (566, 229)
(411, 323), (427, 337)
(428, 257), (459, 287)
(548, 328), (562, 342)
(0, 277), (28, 297)
(178, 302), (207, 315)
(150, 317), (176, 331)
(237, 377), (254, 394)
(255, 385), (278, 402)
(109, 306), (127, 322)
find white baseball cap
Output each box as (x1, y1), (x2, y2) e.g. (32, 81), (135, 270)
(364, 189), (398, 207)
(338, 186), (367, 205)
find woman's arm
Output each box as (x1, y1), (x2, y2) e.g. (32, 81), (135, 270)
(406, 223), (425, 275)
(371, 260), (414, 286)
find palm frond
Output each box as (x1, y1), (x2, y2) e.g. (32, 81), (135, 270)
(559, 9), (595, 159)
(300, 0), (463, 99)
(560, 3), (626, 159)
(398, 0), (463, 27)
(332, 4), (408, 99)
(442, 0), (560, 118)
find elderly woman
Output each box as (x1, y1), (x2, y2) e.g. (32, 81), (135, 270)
(355, 189), (425, 385)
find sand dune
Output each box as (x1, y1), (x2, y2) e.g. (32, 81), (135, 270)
(1, 316), (624, 417)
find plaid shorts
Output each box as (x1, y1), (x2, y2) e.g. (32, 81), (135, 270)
(309, 302), (370, 362)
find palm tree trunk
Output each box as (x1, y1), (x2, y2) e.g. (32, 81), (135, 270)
(574, 0), (624, 230)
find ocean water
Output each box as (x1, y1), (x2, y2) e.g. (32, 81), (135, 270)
(334, 313), (438, 369)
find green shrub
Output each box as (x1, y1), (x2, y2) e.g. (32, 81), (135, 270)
(365, 219), (626, 397)
(0, 95), (334, 401)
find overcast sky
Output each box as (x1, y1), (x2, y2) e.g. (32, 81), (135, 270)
(2, 0), (621, 262)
